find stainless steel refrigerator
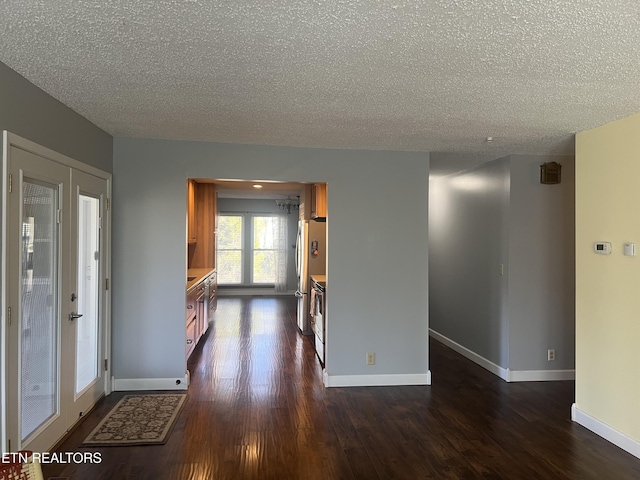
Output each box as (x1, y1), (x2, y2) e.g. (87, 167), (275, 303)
(295, 220), (326, 335)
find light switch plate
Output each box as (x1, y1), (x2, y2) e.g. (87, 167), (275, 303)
(624, 242), (635, 256)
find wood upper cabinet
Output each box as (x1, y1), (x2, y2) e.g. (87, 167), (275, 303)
(188, 181), (218, 269)
(187, 179), (197, 244)
(310, 183), (327, 219)
(194, 183), (217, 269)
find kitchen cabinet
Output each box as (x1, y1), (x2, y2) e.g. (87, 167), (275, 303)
(310, 183), (327, 220)
(186, 285), (199, 358)
(186, 268), (217, 359)
(195, 281), (207, 345)
(188, 182), (218, 270)
(187, 179), (197, 244)
(186, 178), (219, 359)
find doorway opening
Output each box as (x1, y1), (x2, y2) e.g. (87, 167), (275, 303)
(185, 179), (328, 367)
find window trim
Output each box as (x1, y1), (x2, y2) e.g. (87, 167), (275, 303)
(217, 212), (281, 287)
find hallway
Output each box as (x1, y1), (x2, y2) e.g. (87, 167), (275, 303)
(43, 296), (640, 479)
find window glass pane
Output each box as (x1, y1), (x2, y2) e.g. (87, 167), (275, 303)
(253, 251), (275, 283)
(218, 251), (242, 284)
(76, 195), (100, 393)
(21, 180), (59, 441)
(217, 215), (243, 284)
(252, 216), (278, 283)
(218, 216), (242, 249)
(253, 216), (275, 249)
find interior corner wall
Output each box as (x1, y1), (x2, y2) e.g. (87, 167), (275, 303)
(0, 61), (112, 452)
(0, 61), (113, 172)
(508, 155), (575, 371)
(575, 113), (640, 447)
(428, 157), (510, 368)
(429, 154), (576, 379)
(112, 138), (430, 385)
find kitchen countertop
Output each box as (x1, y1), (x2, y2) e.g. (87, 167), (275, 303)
(187, 268), (216, 292)
(310, 274), (326, 287)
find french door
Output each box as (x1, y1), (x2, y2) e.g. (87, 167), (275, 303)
(5, 136), (110, 452)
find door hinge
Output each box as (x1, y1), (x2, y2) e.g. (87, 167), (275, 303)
(7, 306), (11, 327)
(7, 439), (10, 453)
(106, 198), (110, 211)
(104, 359), (108, 371)
(56, 209), (61, 224)
(8, 173), (12, 193)
(105, 278), (109, 291)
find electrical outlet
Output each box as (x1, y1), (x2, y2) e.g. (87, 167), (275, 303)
(547, 349), (556, 361)
(366, 352), (375, 365)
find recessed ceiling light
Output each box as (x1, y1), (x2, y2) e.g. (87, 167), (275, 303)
(253, 184), (263, 189)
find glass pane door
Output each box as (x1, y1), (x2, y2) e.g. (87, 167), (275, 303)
(75, 195), (100, 393)
(20, 180), (60, 442)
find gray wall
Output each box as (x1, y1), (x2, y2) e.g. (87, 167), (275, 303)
(0, 62), (111, 447)
(429, 154), (575, 373)
(217, 197), (299, 290)
(0, 61), (112, 172)
(112, 138), (430, 381)
(429, 157), (510, 367)
(508, 155), (575, 370)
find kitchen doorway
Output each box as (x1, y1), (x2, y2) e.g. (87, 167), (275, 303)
(186, 179), (327, 365)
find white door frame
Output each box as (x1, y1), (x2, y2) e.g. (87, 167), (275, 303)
(1, 131), (112, 453)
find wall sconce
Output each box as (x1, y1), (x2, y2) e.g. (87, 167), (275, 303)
(275, 196), (300, 214)
(540, 162), (562, 184)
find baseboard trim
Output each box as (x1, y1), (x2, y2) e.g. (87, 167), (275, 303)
(112, 375), (189, 391)
(507, 368), (575, 382)
(429, 329), (509, 381)
(429, 329), (575, 383)
(572, 404), (640, 459)
(323, 371), (431, 387)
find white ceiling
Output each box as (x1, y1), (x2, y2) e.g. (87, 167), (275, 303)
(1, 1), (639, 175)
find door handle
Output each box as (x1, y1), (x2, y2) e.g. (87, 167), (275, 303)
(69, 312), (83, 321)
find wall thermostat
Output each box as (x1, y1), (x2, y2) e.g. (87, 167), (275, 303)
(594, 242), (612, 255)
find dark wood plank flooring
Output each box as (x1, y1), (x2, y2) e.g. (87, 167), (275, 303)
(43, 296), (640, 479)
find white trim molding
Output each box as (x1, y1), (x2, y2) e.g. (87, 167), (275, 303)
(429, 329), (575, 383)
(572, 404), (640, 459)
(113, 376), (189, 391)
(429, 329), (509, 381)
(323, 371), (431, 388)
(506, 369), (575, 382)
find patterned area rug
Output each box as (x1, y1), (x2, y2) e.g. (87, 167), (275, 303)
(82, 394), (187, 446)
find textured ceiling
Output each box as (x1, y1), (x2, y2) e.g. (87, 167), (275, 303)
(1, 1), (640, 173)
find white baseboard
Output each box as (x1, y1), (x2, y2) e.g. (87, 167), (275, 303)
(429, 329), (575, 382)
(323, 371), (431, 387)
(429, 329), (509, 381)
(112, 375), (189, 391)
(507, 368), (575, 382)
(572, 404), (640, 459)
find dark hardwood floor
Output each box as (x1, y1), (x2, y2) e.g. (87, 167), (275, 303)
(43, 296), (640, 479)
